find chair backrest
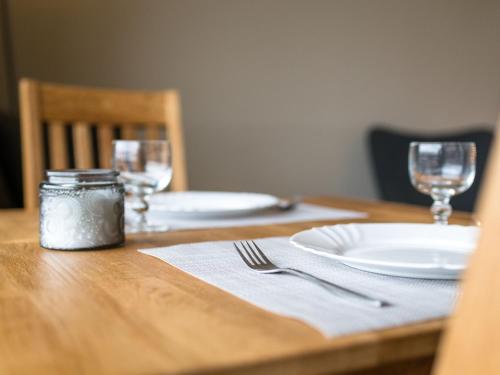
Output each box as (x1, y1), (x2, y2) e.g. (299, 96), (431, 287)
(19, 78), (188, 210)
(433, 123), (500, 374)
(368, 125), (494, 212)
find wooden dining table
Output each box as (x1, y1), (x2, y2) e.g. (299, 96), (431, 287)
(0, 196), (471, 375)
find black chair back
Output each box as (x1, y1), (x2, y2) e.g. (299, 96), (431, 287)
(368, 126), (494, 212)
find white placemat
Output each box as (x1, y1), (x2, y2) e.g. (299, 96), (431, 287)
(132, 203), (367, 231)
(139, 236), (458, 338)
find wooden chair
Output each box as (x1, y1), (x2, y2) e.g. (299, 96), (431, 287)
(433, 122), (500, 374)
(19, 78), (188, 210)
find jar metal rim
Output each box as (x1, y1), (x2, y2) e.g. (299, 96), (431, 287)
(46, 169), (119, 178)
(40, 181), (124, 190)
(42, 169), (122, 189)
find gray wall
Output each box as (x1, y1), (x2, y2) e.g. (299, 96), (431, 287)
(7, 0), (500, 198)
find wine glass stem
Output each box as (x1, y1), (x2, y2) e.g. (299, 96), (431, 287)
(431, 194), (452, 225)
(134, 192), (149, 228)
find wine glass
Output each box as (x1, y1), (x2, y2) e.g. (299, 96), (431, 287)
(112, 140), (172, 232)
(408, 142), (476, 225)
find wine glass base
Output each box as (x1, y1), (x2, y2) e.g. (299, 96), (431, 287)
(125, 223), (170, 234)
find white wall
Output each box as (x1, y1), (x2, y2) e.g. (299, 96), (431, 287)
(7, 0), (500, 198)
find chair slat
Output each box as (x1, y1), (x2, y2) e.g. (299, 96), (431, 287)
(146, 125), (162, 140)
(20, 80), (45, 210)
(97, 125), (114, 168)
(48, 121), (68, 169)
(121, 126), (136, 140)
(73, 122), (94, 168)
(165, 91), (188, 191)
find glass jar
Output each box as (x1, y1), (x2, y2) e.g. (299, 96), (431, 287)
(39, 169), (125, 250)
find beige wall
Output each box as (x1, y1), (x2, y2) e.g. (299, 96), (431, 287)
(7, 0), (500, 198)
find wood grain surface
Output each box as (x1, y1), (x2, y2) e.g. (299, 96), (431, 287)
(0, 197), (471, 374)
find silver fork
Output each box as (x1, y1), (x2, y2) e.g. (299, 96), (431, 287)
(234, 241), (390, 308)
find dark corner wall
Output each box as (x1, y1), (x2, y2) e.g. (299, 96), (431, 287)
(0, 0), (22, 208)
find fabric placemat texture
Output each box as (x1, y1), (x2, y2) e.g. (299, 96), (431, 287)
(139, 236), (457, 337)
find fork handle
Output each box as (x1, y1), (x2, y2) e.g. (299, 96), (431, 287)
(282, 268), (390, 308)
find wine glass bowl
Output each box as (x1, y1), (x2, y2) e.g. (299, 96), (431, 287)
(409, 142), (476, 225)
(112, 140), (172, 232)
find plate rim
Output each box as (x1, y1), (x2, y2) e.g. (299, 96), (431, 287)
(290, 223), (478, 271)
(148, 190), (281, 216)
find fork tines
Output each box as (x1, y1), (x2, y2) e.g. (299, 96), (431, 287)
(233, 240), (271, 267)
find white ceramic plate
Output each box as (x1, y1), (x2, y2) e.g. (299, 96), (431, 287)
(290, 223), (480, 279)
(148, 191), (280, 218)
